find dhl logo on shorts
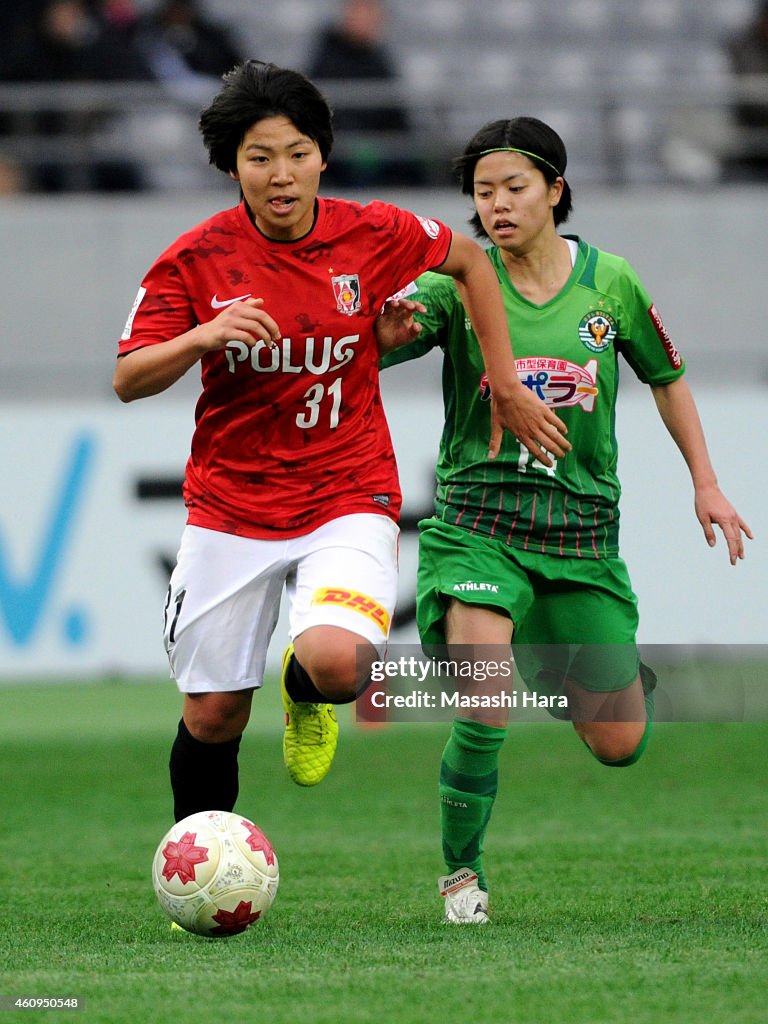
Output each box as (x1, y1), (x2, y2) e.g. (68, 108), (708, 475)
(312, 588), (390, 634)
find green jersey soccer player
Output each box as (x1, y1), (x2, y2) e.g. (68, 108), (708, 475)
(378, 116), (751, 923)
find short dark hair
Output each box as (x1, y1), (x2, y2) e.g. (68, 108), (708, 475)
(199, 60), (334, 173)
(454, 116), (573, 237)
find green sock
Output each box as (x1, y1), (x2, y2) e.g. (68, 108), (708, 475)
(641, 663), (656, 724)
(439, 718), (507, 892)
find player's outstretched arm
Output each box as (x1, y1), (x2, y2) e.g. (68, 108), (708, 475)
(113, 298), (280, 402)
(651, 376), (752, 565)
(436, 232), (570, 465)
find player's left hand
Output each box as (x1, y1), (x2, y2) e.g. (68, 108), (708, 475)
(694, 483), (753, 565)
(375, 298), (426, 356)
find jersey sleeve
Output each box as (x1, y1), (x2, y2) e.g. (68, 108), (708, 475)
(379, 271), (458, 369)
(118, 245), (196, 355)
(615, 259), (686, 385)
(368, 201), (452, 296)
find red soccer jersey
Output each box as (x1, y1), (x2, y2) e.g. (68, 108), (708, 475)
(119, 197), (451, 538)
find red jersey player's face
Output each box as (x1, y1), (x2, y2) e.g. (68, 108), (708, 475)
(472, 151), (562, 254)
(231, 115), (327, 241)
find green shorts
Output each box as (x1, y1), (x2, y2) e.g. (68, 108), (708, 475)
(416, 517), (640, 694)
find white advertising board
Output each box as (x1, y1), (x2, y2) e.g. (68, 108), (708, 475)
(0, 383), (763, 680)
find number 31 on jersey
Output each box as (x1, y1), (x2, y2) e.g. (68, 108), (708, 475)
(296, 378), (343, 429)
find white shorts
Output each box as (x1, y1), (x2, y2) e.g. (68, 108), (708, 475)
(163, 514), (399, 694)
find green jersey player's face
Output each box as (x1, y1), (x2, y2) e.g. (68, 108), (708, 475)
(472, 151), (563, 253)
(231, 115), (327, 241)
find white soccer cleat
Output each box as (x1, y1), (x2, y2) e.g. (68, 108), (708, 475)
(438, 867), (490, 924)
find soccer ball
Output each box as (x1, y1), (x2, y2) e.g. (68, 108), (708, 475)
(152, 810), (279, 936)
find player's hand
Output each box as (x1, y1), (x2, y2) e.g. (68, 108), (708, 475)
(489, 381), (570, 465)
(694, 483), (752, 565)
(199, 298), (281, 351)
(375, 298), (427, 356)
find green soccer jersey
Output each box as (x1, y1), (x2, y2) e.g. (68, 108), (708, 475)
(382, 237), (686, 559)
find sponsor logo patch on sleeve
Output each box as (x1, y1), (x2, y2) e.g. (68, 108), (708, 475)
(648, 304), (682, 369)
(387, 280), (419, 302)
(417, 216), (441, 240)
(121, 286), (146, 340)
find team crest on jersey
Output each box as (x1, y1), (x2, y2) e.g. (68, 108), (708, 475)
(332, 274), (362, 316)
(578, 309), (617, 353)
(481, 357), (600, 412)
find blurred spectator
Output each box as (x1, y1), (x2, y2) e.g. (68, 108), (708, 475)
(0, 2), (51, 74)
(307, 0), (425, 187)
(0, 0), (155, 192)
(137, 0), (244, 84)
(726, 0), (768, 179)
(0, 159), (27, 195)
(2, 0), (152, 85)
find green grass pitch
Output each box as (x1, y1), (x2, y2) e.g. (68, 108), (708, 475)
(0, 680), (766, 1024)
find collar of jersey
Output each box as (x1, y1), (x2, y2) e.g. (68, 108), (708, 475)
(491, 234), (586, 310)
(239, 197), (323, 244)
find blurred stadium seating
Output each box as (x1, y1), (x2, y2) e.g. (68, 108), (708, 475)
(0, 0), (767, 191)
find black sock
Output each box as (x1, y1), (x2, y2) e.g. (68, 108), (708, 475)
(284, 651), (328, 703)
(169, 718), (242, 823)
(284, 651), (364, 705)
(286, 647), (370, 704)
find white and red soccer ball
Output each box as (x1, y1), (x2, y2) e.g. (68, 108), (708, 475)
(152, 810), (279, 936)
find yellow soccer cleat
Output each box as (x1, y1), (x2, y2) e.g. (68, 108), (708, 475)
(280, 644), (339, 787)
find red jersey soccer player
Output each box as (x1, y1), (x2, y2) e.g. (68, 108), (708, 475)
(113, 61), (569, 822)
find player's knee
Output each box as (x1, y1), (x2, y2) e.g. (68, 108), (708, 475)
(184, 693), (251, 743)
(302, 643), (375, 702)
(577, 720), (647, 766)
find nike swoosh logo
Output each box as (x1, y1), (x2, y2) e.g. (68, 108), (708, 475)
(211, 292), (252, 308)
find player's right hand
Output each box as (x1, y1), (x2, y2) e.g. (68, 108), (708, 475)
(201, 298), (281, 351)
(489, 382), (570, 465)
